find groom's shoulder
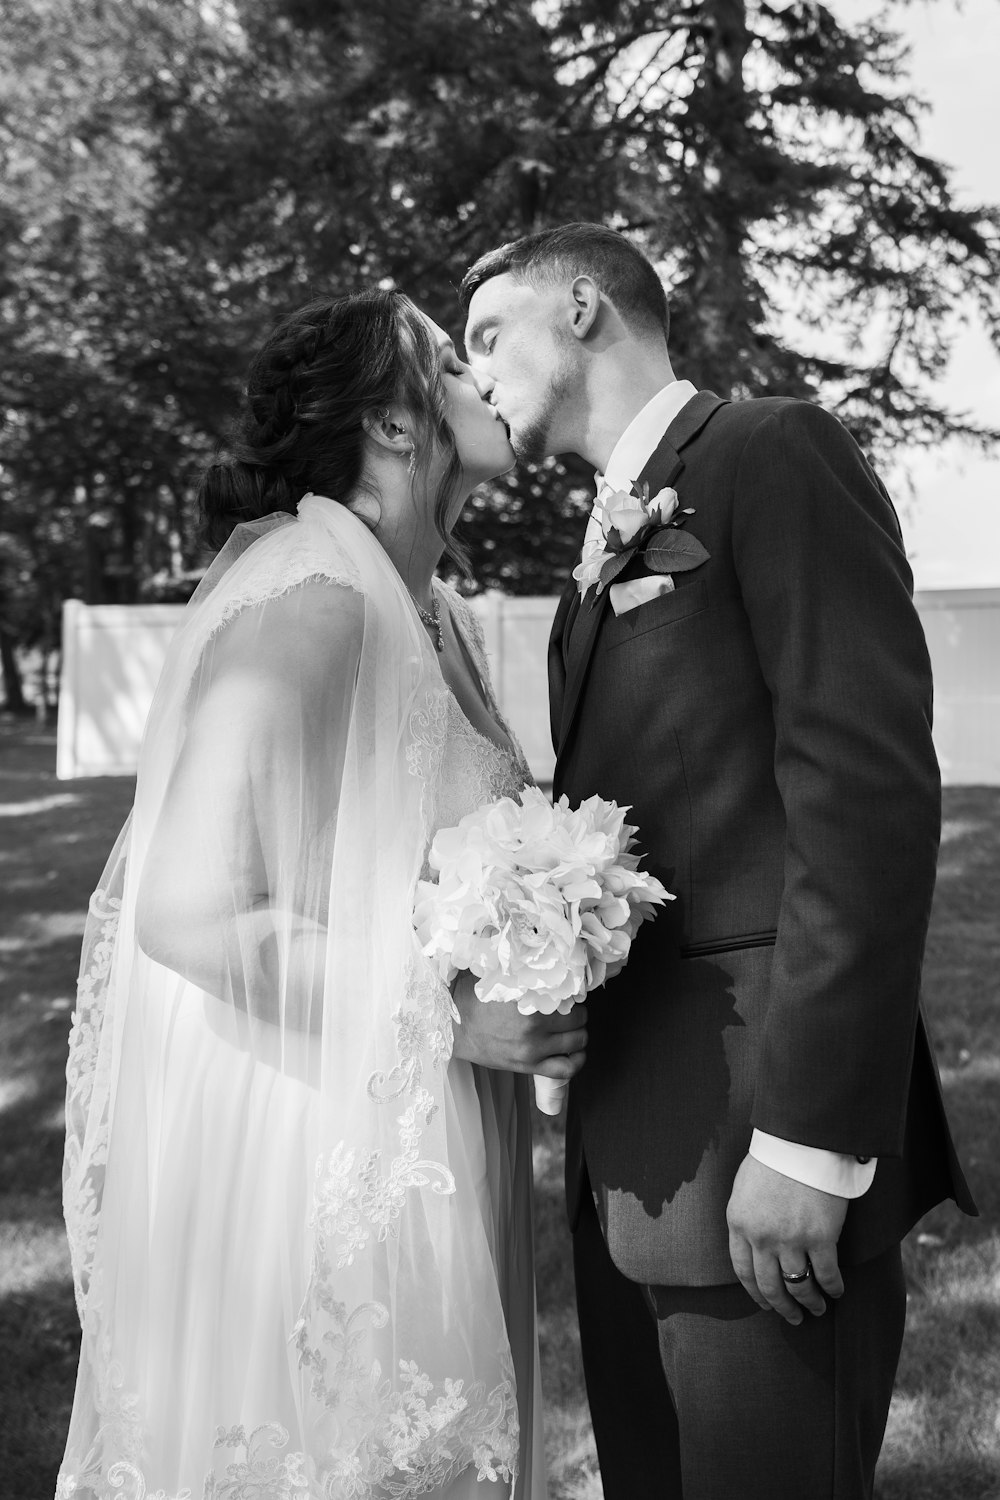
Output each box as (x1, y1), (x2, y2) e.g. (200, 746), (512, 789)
(708, 393), (849, 446)
(693, 394), (858, 470)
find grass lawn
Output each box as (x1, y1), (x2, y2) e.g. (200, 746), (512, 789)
(1, 718), (997, 1498)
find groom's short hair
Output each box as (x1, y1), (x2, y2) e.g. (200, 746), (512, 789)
(460, 223), (669, 340)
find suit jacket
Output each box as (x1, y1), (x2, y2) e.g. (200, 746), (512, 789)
(550, 391), (976, 1286)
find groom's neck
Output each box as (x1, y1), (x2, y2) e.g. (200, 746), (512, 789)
(575, 343), (678, 474)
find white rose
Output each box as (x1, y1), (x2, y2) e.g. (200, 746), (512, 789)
(601, 488), (647, 544)
(572, 534), (613, 591)
(647, 486), (680, 527)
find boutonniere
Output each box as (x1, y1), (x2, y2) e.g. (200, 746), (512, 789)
(572, 480), (711, 600)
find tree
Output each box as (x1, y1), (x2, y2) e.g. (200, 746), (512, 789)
(2, 0), (998, 643)
(142, 0), (1000, 589)
(0, 0), (234, 706)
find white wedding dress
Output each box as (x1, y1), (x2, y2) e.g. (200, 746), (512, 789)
(57, 497), (548, 1500)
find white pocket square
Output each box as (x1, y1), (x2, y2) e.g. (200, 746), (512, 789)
(609, 573), (675, 617)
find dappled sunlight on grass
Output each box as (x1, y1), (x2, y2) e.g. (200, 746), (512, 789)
(0, 1221), (72, 1298)
(0, 1075), (40, 1114)
(939, 818), (983, 846)
(940, 1055), (1000, 1087)
(543, 1406), (602, 1500)
(874, 1141), (1000, 1493)
(1, 720), (998, 1499)
(0, 912), (88, 953)
(0, 792), (81, 818)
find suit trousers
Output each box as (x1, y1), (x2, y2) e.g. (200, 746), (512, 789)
(573, 1182), (906, 1500)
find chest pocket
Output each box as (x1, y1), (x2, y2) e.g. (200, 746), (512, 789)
(604, 577), (710, 650)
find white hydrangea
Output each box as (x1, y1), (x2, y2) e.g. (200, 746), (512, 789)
(413, 786), (672, 1016)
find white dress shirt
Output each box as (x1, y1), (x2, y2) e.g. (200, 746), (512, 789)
(590, 382), (877, 1200)
(588, 382), (698, 616)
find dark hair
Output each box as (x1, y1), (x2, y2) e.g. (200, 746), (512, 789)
(199, 289), (465, 561)
(460, 222), (669, 340)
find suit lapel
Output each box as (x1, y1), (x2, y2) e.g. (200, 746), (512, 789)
(547, 580), (577, 750)
(556, 390), (728, 755)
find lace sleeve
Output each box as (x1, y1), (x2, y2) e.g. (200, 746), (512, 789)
(198, 534), (363, 644)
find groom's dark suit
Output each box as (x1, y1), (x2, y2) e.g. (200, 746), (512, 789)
(548, 391), (975, 1497)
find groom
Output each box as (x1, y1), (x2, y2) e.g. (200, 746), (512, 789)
(455, 223), (976, 1499)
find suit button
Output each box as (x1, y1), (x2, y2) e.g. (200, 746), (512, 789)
(856, 1155), (871, 1164)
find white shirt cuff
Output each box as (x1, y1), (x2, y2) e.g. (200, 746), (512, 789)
(749, 1129), (877, 1198)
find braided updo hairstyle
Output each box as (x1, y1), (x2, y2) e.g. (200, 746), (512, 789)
(199, 289), (464, 561)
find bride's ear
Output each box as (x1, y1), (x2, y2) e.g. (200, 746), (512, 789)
(363, 406), (413, 459)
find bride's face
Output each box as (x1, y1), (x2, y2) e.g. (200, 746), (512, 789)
(423, 315), (515, 501)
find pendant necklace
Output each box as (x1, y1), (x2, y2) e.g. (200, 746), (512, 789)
(413, 593), (444, 652)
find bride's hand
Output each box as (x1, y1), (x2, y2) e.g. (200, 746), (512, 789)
(450, 972), (588, 1077)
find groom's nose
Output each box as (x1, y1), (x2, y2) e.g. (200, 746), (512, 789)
(471, 367), (495, 401)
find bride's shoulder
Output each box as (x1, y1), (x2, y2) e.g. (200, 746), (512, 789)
(202, 572), (366, 697)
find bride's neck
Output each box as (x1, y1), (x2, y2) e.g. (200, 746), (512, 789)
(349, 459), (467, 611)
(368, 496), (450, 612)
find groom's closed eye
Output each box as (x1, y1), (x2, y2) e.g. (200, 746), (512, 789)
(465, 320), (498, 358)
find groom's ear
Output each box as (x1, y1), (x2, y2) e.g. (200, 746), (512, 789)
(567, 276), (603, 342)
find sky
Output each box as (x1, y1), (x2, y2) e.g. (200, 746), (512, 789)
(837, 0), (1000, 589)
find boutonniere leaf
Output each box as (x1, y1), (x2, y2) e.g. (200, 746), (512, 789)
(596, 547), (636, 593)
(644, 528), (711, 574)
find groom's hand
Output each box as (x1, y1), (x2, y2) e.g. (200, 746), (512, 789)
(450, 973), (588, 1077)
(727, 1154), (847, 1325)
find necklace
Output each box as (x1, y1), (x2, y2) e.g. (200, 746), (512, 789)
(413, 593), (444, 652)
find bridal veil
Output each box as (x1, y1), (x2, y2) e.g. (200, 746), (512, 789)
(59, 496), (522, 1497)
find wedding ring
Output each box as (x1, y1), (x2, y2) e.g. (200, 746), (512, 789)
(781, 1264), (812, 1284)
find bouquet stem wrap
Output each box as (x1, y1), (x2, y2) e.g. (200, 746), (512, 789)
(414, 787), (673, 1115)
(533, 1076), (570, 1117)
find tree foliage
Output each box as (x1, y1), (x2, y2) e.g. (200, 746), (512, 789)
(2, 0), (998, 701)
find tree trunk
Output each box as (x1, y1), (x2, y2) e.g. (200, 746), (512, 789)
(0, 628), (30, 715)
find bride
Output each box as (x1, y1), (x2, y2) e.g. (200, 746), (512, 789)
(57, 289), (586, 1498)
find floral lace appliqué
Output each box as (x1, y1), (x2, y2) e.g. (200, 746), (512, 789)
(64, 878), (123, 1322)
(205, 1424), (310, 1500)
(293, 1298), (518, 1499)
(367, 959), (456, 1107)
(309, 1106), (455, 1272)
(57, 1404), (310, 1499)
(203, 541), (363, 643)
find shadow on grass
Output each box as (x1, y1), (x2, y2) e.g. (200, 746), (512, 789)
(0, 1276), (79, 1496)
(877, 1460), (1000, 1500)
(3, 721), (999, 1500)
(1, 721), (135, 1492)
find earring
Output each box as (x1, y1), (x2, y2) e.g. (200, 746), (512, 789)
(406, 449), (417, 479)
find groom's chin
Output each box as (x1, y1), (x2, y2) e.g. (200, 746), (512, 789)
(511, 424), (551, 466)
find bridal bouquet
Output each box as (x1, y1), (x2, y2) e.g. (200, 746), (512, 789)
(413, 786), (672, 1114)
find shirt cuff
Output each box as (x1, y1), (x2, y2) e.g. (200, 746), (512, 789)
(749, 1130), (878, 1199)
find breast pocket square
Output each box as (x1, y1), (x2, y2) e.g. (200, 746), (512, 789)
(609, 573), (676, 617)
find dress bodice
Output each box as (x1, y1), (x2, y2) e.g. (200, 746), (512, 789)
(433, 586), (532, 836)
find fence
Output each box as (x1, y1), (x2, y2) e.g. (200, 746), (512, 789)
(57, 589), (1000, 785)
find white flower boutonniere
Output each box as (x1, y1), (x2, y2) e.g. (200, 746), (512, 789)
(573, 480), (710, 601)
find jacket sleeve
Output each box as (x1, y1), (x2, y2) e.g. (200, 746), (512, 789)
(731, 401), (941, 1158)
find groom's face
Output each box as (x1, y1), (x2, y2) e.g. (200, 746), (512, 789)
(464, 273), (576, 463)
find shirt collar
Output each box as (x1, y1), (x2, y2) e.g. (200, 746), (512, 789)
(597, 380), (698, 496)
